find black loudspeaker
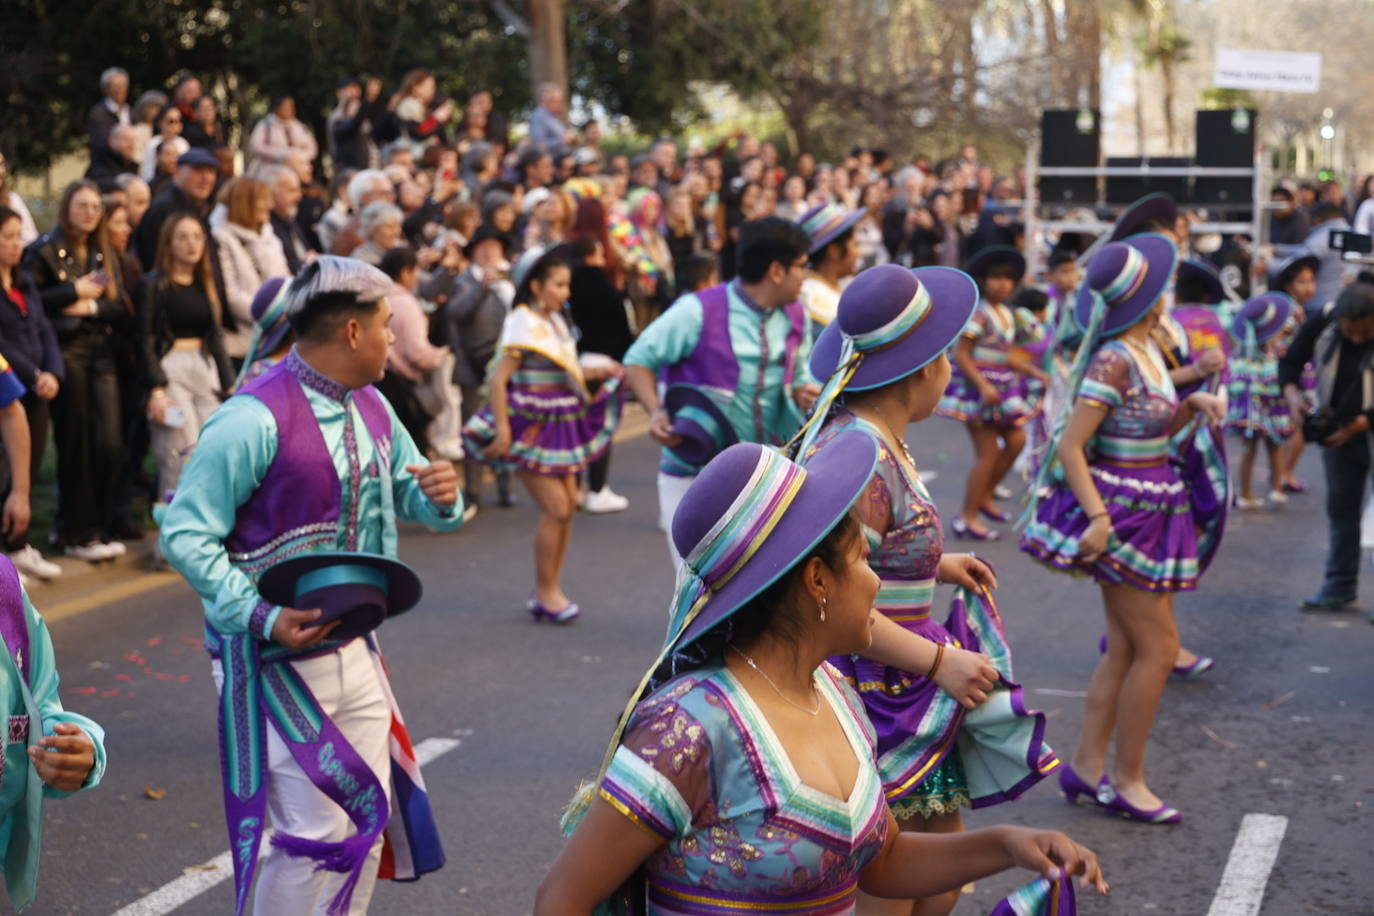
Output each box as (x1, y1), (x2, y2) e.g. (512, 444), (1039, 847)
(1040, 109), (1099, 205)
(1194, 109), (1256, 206)
(1106, 157), (1192, 204)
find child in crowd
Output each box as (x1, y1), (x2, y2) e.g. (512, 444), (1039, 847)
(1227, 292), (1297, 509)
(939, 247), (1045, 539)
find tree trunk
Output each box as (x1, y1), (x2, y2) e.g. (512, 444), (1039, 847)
(1161, 56), (1177, 151)
(526, 0), (567, 100)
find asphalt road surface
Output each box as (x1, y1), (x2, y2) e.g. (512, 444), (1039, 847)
(30, 419), (1374, 915)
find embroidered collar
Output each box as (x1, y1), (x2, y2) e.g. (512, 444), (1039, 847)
(730, 280), (770, 317)
(286, 347), (351, 403)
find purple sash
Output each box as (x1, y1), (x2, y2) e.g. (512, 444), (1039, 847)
(211, 359), (427, 916)
(0, 557), (29, 682)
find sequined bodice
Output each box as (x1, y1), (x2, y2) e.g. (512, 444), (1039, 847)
(1080, 341), (1179, 464)
(810, 412), (942, 621)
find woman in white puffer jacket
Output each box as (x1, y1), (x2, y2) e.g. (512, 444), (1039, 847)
(211, 177), (291, 361)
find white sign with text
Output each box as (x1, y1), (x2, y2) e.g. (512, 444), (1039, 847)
(1214, 48), (1321, 93)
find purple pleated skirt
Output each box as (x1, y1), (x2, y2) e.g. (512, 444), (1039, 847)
(1021, 460), (1201, 592)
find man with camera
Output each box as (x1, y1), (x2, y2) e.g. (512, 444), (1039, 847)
(1280, 281), (1374, 611)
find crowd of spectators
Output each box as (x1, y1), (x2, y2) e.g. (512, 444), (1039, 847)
(1, 64), (1371, 585)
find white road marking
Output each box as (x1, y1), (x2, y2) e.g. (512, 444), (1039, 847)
(1205, 813), (1288, 916)
(1033, 687), (1088, 698)
(109, 736), (463, 916)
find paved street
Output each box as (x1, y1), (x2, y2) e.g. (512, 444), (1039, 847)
(28, 419), (1374, 914)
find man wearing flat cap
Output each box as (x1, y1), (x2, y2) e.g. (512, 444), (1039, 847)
(161, 257), (463, 914)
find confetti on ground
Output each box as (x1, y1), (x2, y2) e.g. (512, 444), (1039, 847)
(114, 673), (132, 682)
(144, 787), (167, 800)
(69, 687), (97, 695)
(1262, 691), (1294, 709)
(146, 637), (162, 647)
(1200, 724), (1236, 749)
(124, 653), (146, 665)
(101, 688), (120, 698)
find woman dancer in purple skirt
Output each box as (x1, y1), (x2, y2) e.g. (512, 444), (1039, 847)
(463, 247), (624, 622)
(1021, 234), (1224, 824)
(799, 265), (1060, 915)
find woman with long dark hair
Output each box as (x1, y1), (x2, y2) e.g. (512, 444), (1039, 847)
(0, 207), (63, 580)
(463, 248), (624, 622)
(139, 213), (233, 502)
(538, 441), (1105, 914)
(23, 180), (127, 560)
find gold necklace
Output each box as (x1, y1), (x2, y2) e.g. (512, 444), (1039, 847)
(728, 644), (821, 716)
(857, 403), (915, 469)
(1121, 334), (1164, 385)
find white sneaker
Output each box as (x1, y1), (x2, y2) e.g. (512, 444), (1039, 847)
(462, 504), (479, 524)
(101, 540), (128, 558)
(584, 487), (630, 514)
(1235, 497), (1264, 511)
(66, 541), (115, 562)
(993, 484), (1013, 500)
(1267, 490), (1289, 506)
(9, 545), (62, 580)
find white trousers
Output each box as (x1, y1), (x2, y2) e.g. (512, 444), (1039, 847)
(152, 348), (222, 498)
(214, 638), (392, 915)
(657, 471), (696, 568)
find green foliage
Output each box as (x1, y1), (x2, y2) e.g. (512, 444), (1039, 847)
(0, 0), (530, 174)
(567, 0), (826, 135)
(1200, 87), (1257, 110)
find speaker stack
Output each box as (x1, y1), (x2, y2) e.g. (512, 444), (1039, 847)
(1194, 109), (1257, 207)
(1039, 109), (1099, 206)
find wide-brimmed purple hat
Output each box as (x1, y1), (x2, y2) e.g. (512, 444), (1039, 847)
(963, 245), (1026, 281)
(1270, 250), (1320, 293)
(249, 277), (291, 356)
(1176, 257), (1224, 305)
(1074, 233), (1178, 338)
(258, 551), (423, 641)
(666, 435), (877, 651)
(1109, 192), (1178, 242)
(664, 384), (738, 469)
(1232, 291), (1295, 346)
(809, 264), (979, 391)
(797, 202), (864, 255)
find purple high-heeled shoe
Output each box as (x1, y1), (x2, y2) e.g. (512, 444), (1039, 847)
(529, 597), (580, 624)
(1098, 634), (1215, 678)
(950, 517), (1001, 541)
(1058, 764), (1109, 807)
(1097, 779), (1181, 824)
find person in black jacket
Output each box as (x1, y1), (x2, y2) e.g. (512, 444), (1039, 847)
(568, 234), (633, 513)
(87, 68), (130, 157)
(137, 213), (233, 503)
(0, 206), (64, 579)
(84, 125), (139, 190)
(21, 180), (127, 561)
(328, 76), (388, 173)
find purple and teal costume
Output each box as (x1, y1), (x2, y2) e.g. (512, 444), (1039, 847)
(160, 350), (461, 914)
(938, 301), (1038, 428)
(808, 413), (1057, 818)
(463, 304), (623, 475)
(1021, 341), (1201, 592)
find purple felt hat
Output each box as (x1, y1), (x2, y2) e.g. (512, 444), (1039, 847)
(666, 435), (878, 651)
(1232, 291), (1295, 345)
(1109, 192), (1178, 242)
(797, 202), (865, 255)
(1270, 250), (1320, 293)
(249, 277), (292, 356)
(258, 551), (423, 642)
(1176, 257), (1225, 305)
(809, 265), (979, 391)
(963, 245), (1026, 281)
(664, 384), (738, 468)
(1074, 233), (1178, 338)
